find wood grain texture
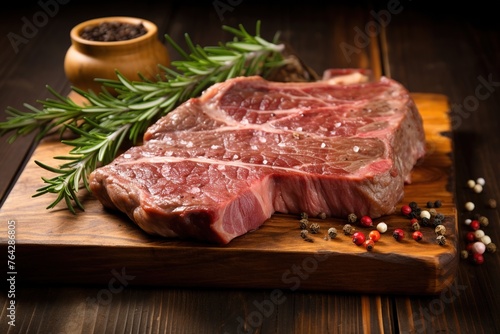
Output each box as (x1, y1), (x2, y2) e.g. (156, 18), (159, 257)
(0, 93), (457, 295)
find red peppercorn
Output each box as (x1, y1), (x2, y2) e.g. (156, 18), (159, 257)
(401, 205), (412, 216)
(364, 239), (375, 251)
(412, 230), (423, 241)
(352, 232), (366, 246)
(410, 218), (418, 226)
(393, 228), (404, 241)
(465, 232), (476, 243)
(466, 243), (474, 254)
(470, 220), (480, 231)
(368, 230), (381, 242)
(360, 215), (373, 227)
(472, 253), (484, 265)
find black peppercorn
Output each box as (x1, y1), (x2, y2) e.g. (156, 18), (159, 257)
(434, 200), (442, 208)
(420, 217), (430, 226)
(80, 21), (148, 42)
(432, 218), (443, 226)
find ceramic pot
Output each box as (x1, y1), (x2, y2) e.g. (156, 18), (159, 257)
(64, 16), (170, 92)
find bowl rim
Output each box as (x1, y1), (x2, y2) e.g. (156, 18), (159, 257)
(70, 16), (158, 46)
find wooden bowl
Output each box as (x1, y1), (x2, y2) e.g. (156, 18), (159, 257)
(64, 16), (170, 92)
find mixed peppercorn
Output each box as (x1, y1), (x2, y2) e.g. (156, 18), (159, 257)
(296, 199), (450, 250)
(459, 177), (497, 265)
(296, 176), (496, 267)
(296, 176), (497, 267)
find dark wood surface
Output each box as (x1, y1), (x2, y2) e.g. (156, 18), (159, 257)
(1, 1), (499, 333)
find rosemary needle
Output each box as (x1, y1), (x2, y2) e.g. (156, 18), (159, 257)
(0, 21), (288, 213)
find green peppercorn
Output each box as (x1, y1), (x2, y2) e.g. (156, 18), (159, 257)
(487, 198), (497, 209)
(435, 225), (446, 236)
(309, 223), (320, 234)
(412, 222), (421, 231)
(460, 250), (469, 259)
(347, 213), (357, 224)
(486, 242), (497, 253)
(300, 212), (309, 220)
(479, 216), (489, 227)
(436, 235), (446, 246)
(429, 208), (437, 218)
(343, 224), (355, 235)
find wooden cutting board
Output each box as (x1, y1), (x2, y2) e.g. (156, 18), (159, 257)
(0, 93), (457, 294)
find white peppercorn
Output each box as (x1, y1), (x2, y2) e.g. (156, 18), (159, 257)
(465, 202), (475, 211)
(474, 229), (485, 240)
(377, 222), (388, 233)
(480, 235), (492, 245)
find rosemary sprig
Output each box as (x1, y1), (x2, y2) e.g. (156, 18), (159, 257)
(0, 21), (288, 213)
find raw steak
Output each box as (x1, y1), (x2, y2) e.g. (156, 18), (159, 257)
(89, 71), (426, 244)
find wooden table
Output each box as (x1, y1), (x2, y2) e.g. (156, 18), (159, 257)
(1, 1), (498, 333)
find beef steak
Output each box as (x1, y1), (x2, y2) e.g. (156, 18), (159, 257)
(89, 73), (426, 244)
